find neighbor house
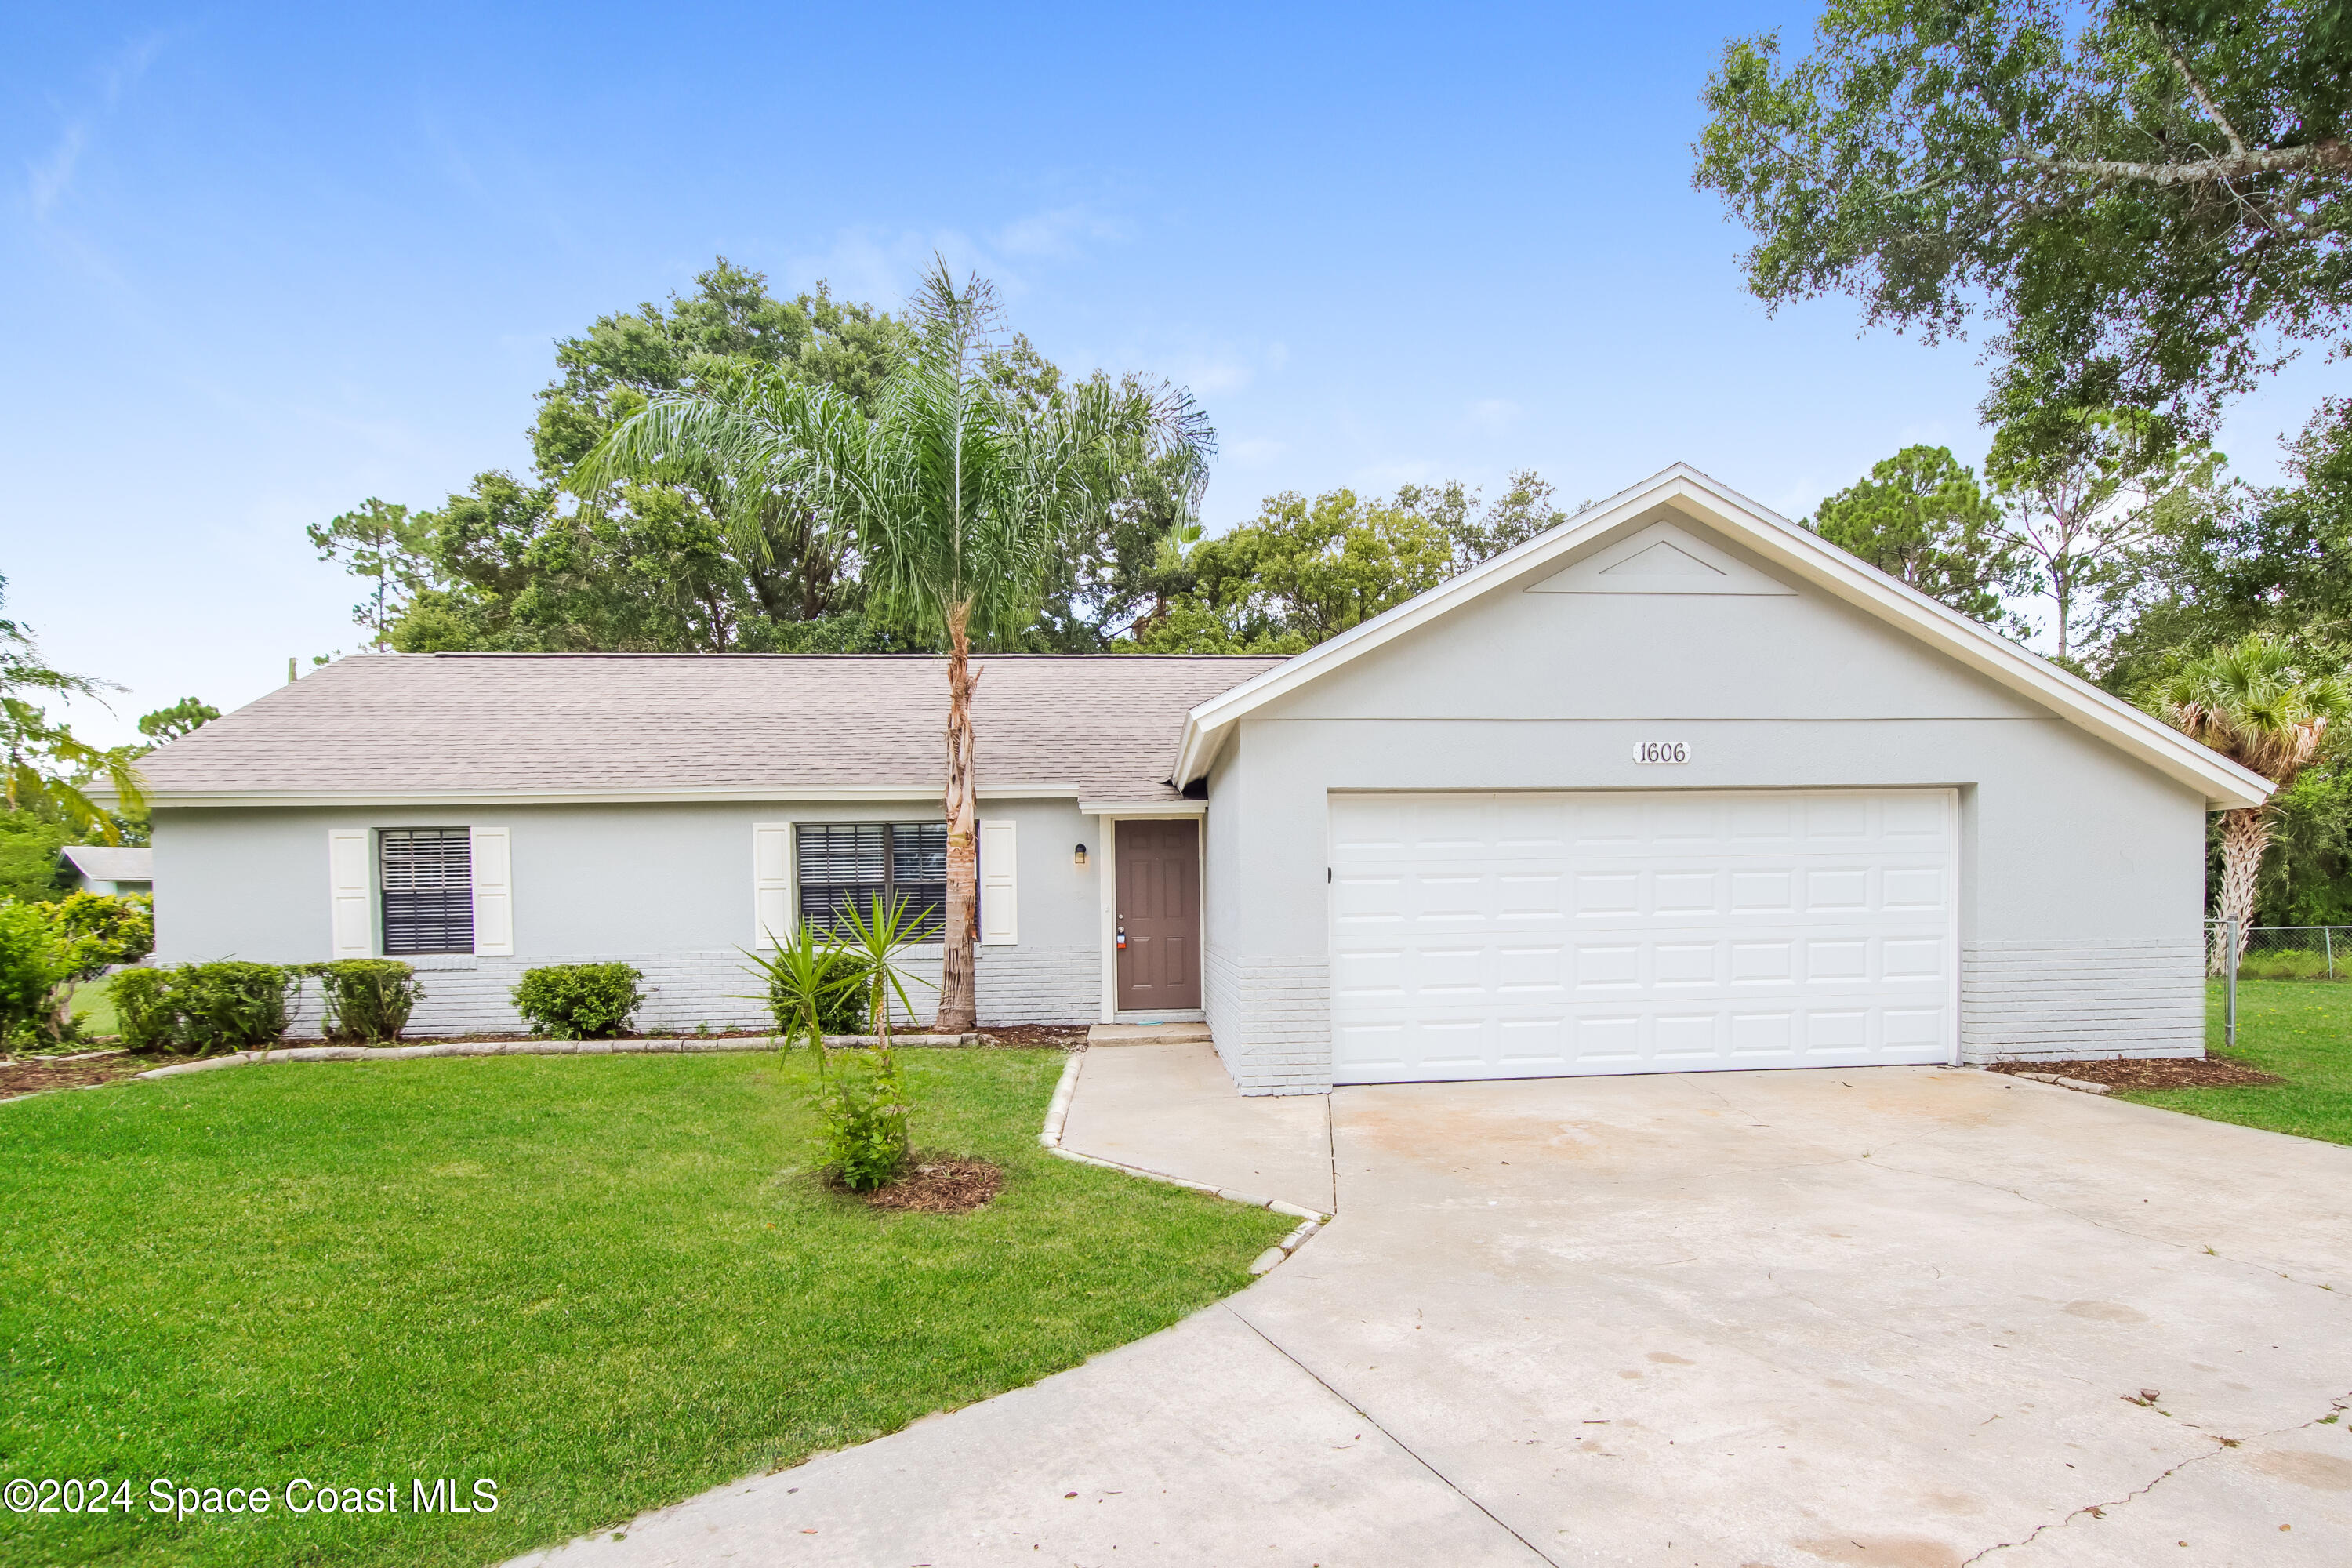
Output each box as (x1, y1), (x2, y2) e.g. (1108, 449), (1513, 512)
(60, 844), (154, 897)
(136, 466), (2267, 1094)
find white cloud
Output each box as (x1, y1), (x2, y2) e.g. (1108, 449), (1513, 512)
(992, 204), (1134, 260)
(27, 124), (87, 216)
(25, 31), (167, 217)
(780, 226), (987, 307)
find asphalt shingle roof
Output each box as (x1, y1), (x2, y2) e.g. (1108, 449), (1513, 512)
(136, 652), (1287, 803)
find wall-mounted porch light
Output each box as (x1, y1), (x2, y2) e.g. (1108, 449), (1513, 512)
(1073, 843), (1088, 867)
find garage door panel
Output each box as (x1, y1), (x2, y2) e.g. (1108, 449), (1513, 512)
(1804, 867), (1870, 912)
(1882, 793), (1949, 837)
(1575, 872), (1642, 915)
(1803, 1009), (1869, 1054)
(1497, 873), (1566, 918)
(1804, 938), (1871, 982)
(1653, 942), (1718, 985)
(1884, 1007), (1947, 1047)
(1573, 1014), (1642, 1062)
(1574, 942), (1641, 990)
(1495, 1016), (1569, 1065)
(1726, 1011), (1795, 1057)
(1653, 1012), (1720, 1057)
(1653, 870), (1719, 913)
(1330, 789), (1956, 1083)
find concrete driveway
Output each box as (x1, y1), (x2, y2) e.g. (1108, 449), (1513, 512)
(524, 1049), (2352, 1566)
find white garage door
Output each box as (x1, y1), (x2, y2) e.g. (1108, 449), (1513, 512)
(1330, 789), (1957, 1083)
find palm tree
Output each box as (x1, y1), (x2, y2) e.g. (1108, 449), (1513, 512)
(2154, 634), (2350, 974)
(575, 260), (1213, 1029)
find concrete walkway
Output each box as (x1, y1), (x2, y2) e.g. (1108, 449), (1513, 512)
(520, 1053), (2352, 1566)
(1058, 1039), (1335, 1215)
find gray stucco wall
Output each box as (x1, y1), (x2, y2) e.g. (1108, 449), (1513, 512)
(1206, 506), (2209, 1094)
(152, 796), (1101, 1033)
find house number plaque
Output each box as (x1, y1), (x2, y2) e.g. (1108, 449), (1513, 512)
(1632, 740), (1690, 765)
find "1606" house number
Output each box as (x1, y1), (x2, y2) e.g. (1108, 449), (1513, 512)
(1632, 740), (1690, 764)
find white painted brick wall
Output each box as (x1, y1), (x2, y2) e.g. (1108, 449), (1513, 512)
(1219, 955), (1331, 1097)
(1203, 943), (1242, 1082)
(1961, 938), (2205, 1062)
(284, 942), (1097, 1037)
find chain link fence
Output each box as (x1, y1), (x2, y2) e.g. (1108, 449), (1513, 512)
(2204, 921), (2352, 1054)
(2234, 924), (2352, 981)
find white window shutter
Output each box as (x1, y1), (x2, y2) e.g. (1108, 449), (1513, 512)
(328, 829), (372, 958)
(979, 818), (1018, 946)
(470, 826), (513, 956)
(753, 822), (795, 949)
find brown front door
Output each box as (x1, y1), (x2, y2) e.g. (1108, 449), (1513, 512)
(1116, 819), (1201, 1012)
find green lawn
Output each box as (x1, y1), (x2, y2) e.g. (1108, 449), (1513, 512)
(0, 1050), (1291, 1566)
(2113, 979), (2352, 1148)
(67, 975), (119, 1040)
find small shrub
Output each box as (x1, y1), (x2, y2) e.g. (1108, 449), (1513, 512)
(512, 963), (644, 1039)
(0, 892), (155, 1047)
(111, 966), (175, 1051)
(813, 1050), (912, 1191)
(741, 926), (869, 1045)
(306, 960), (424, 1041)
(797, 949), (871, 1036)
(110, 962), (296, 1054)
(0, 902), (55, 1044)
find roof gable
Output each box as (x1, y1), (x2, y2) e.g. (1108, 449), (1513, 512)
(1526, 518), (1796, 597)
(1174, 463), (2270, 809)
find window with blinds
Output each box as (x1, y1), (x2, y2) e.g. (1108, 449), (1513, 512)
(797, 822), (948, 940)
(381, 828), (474, 955)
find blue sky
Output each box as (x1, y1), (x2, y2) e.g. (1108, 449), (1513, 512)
(5, 2), (2338, 745)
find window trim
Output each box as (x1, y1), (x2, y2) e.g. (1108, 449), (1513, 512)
(378, 826), (477, 956)
(794, 821), (949, 942)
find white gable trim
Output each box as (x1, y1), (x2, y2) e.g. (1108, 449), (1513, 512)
(1526, 518), (1795, 597)
(1172, 463), (2271, 810)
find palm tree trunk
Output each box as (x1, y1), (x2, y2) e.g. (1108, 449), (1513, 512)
(936, 601), (981, 1033)
(2209, 806), (2269, 976)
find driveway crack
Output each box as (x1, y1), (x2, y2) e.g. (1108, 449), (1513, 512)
(1958, 1388), (2352, 1563)
(1865, 1157), (2344, 1294)
(1221, 1305), (1560, 1566)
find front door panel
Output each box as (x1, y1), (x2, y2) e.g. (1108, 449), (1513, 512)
(1116, 819), (1201, 1011)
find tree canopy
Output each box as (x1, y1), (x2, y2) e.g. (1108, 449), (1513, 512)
(1127, 474), (1577, 655)
(1806, 445), (2027, 628)
(1695, 0), (2352, 435)
(0, 576), (144, 845)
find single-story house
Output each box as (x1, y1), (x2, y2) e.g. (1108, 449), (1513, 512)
(137, 465), (2267, 1094)
(60, 844), (154, 897)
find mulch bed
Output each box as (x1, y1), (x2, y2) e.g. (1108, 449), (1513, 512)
(851, 1157), (1007, 1214)
(975, 1025), (1089, 1048)
(1987, 1056), (2286, 1091)
(0, 1051), (196, 1101)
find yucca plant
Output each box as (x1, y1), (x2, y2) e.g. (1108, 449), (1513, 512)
(2154, 634), (2351, 974)
(818, 894), (939, 1189)
(739, 897), (938, 1190)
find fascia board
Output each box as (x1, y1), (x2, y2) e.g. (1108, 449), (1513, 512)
(1173, 463), (2270, 810)
(1657, 475), (2272, 810)
(1076, 799), (1207, 817)
(138, 783), (1083, 808)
